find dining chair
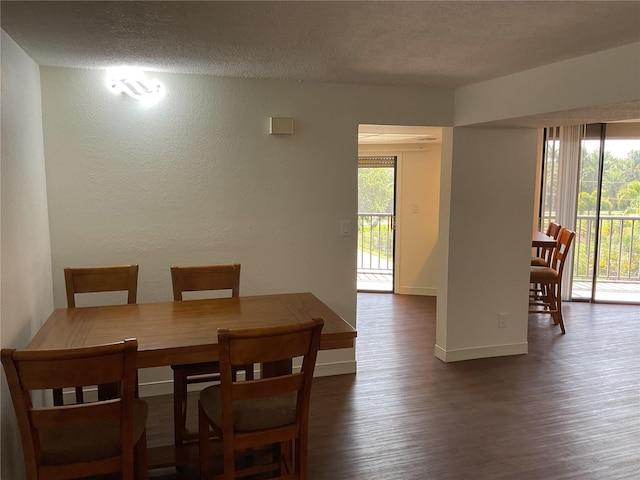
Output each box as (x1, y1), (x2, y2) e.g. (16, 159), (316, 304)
(58, 263), (139, 405)
(531, 222), (562, 266)
(170, 263), (249, 446)
(198, 318), (324, 480)
(64, 264), (139, 308)
(529, 227), (576, 334)
(1, 338), (148, 480)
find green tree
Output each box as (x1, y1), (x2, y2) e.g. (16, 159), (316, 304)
(578, 191), (597, 215)
(617, 180), (640, 214)
(358, 167), (394, 213)
(579, 148), (599, 195)
(625, 149), (640, 181)
(577, 190), (612, 215)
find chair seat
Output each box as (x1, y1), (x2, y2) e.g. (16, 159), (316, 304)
(200, 385), (296, 432)
(530, 256), (547, 266)
(40, 399), (148, 465)
(530, 265), (559, 283)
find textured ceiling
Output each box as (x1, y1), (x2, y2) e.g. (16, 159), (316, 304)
(2, 1), (640, 89)
(2, 1), (640, 128)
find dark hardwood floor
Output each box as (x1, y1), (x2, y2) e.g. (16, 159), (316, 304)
(146, 293), (640, 479)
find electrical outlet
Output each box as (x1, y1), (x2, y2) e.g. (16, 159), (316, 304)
(498, 313), (508, 328)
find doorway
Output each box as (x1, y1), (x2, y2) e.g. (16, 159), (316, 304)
(357, 123), (443, 295)
(541, 122), (640, 303)
(357, 156), (396, 292)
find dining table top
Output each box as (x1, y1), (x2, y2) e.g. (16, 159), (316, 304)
(532, 230), (557, 248)
(26, 292), (356, 369)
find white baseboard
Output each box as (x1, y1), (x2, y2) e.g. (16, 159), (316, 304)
(314, 360), (357, 377)
(434, 342), (528, 362)
(395, 286), (437, 296)
(137, 359), (357, 398)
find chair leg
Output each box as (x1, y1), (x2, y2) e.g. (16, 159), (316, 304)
(281, 440), (293, 475)
(297, 435), (308, 479)
(53, 388), (64, 406)
(75, 386), (84, 403)
(554, 283), (566, 334)
(222, 430), (235, 480)
(135, 430), (149, 480)
(198, 402), (210, 480)
(174, 370), (188, 446)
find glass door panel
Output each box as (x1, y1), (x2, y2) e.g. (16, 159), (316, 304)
(357, 156), (396, 292)
(572, 123), (640, 303)
(593, 133), (640, 302)
(572, 126), (602, 300)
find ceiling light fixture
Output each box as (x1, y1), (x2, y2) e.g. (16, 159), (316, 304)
(108, 70), (164, 106)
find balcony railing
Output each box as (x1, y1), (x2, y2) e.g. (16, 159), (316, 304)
(357, 213), (394, 273)
(573, 215), (640, 282)
(357, 213), (640, 296)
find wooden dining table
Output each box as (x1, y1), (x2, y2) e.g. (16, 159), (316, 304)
(532, 230), (557, 248)
(27, 292), (356, 367)
(26, 291), (356, 469)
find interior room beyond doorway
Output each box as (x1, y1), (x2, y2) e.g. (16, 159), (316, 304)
(357, 124), (442, 296)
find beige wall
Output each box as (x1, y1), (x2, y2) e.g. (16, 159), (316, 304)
(1, 31), (54, 480)
(396, 147), (441, 295)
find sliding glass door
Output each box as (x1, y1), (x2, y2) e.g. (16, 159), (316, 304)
(541, 122), (640, 304)
(575, 124), (640, 302)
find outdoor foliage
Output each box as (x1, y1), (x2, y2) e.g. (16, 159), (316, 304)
(559, 145), (640, 281)
(358, 167), (394, 214)
(358, 167), (394, 263)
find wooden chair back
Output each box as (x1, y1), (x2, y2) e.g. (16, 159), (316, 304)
(1, 339), (146, 480)
(201, 318), (324, 479)
(170, 264), (240, 300)
(547, 222), (561, 238)
(64, 264), (139, 308)
(549, 227), (575, 278)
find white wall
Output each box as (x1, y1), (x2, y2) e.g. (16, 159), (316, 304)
(436, 126), (539, 361)
(455, 43), (640, 126)
(40, 67), (453, 393)
(1, 31), (54, 480)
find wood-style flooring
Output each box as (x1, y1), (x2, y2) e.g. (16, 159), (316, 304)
(146, 293), (640, 479)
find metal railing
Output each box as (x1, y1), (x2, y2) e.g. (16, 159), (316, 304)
(573, 215), (640, 282)
(357, 213), (640, 286)
(357, 213), (394, 273)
